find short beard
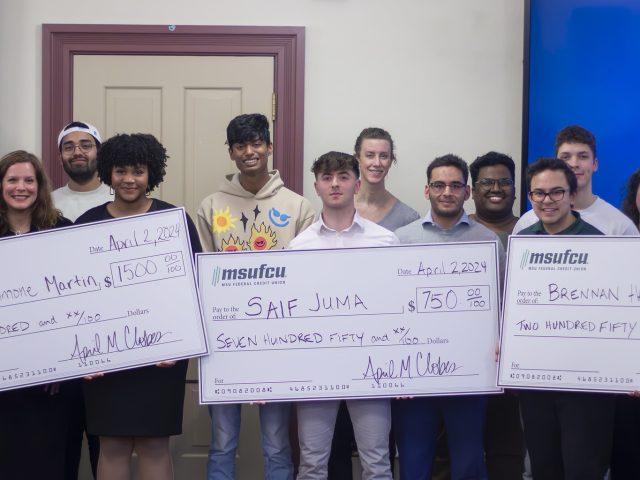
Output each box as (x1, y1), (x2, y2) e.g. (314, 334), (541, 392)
(63, 163), (96, 184)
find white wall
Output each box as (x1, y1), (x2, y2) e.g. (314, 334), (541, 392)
(0, 0), (524, 214)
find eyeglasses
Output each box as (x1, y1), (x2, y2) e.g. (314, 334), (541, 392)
(529, 188), (567, 203)
(476, 178), (514, 189)
(428, 181), (466, 194)
(61, 141), (96, 154)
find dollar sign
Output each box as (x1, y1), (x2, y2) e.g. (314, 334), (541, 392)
(104, 276), (112, 288)
(408, 300), (415, 312)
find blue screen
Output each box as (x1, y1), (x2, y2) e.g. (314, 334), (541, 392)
(525, 0), (640, 212)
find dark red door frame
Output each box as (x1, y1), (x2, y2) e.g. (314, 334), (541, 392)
(42, 24), (305, 193)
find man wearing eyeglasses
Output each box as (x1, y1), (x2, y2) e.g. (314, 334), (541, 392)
(513, 125), (638, 236)
(394, 154), (505, 480)
(516, 157), (615, 479)
(469, 152), (525, 480)
(469, 151), (519, 247)
(52, 121), (109, 480)
(52, 121), (111, 222)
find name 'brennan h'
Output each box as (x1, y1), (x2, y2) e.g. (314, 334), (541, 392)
(547, 283), (618, 302)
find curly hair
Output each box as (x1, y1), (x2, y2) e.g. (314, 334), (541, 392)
(96, 133), (167, 192)
(622, 168), (640, 227)
(0, 150), (61, 235)
(469, 151), (516, 185)
(354, 127), (397, 164)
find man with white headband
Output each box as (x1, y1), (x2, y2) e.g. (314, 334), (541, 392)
(52, 121), (112, 221)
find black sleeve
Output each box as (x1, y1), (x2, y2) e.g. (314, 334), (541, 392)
(184, 212), (203, 257)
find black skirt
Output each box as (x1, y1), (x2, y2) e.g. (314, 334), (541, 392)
(84, 359), (188, 436)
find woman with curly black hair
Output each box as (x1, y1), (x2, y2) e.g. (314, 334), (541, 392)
(76, 133), (202, 480)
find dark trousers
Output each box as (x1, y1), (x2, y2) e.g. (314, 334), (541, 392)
(484, 393), (524, 479)
(0, 387), (69, 480)
(520, 390), (615, 480)
(610, 395), (640, 479)
(63, 379), (100, 479)
(393, 395), (488, 480)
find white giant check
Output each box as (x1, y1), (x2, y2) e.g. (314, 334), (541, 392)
(498, 235), (640, 393)
(0, 208), (207, 391)
(197, 242), (501, 403)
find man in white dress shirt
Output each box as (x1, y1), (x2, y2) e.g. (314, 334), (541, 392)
(290, 151), (397, 480)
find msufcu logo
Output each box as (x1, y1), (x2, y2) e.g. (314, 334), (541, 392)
(520, 248), (589, 270)
(212, 263), (287, 287)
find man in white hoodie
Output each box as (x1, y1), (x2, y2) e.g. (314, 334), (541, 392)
(197, 113), (315, 479)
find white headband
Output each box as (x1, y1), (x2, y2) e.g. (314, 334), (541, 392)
(57, 122), (102, 148)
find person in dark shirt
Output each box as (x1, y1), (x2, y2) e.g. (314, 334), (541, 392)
(0, 150), (73, 480)
(469, 151), (524, 480)
(518, 157), (613, 480)
(76, 133), (202, 480)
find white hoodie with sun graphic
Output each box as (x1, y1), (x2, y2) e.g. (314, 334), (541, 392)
(196, 170), (315, 252)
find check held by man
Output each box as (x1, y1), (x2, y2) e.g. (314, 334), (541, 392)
(197, 154), (502, 405)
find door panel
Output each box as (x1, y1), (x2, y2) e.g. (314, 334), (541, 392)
(74, 55), (274, 219)
(73, 54), (274, 478)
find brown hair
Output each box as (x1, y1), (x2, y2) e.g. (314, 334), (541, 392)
(0, 150), (60, 234)
(354, 127), (396, 164)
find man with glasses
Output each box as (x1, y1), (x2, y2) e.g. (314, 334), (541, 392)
(469, 152), (524, 479)
(516, 157), (615, 479)
(52, 121), (111, 222)
(394, 154), (504, 480)
(469, 151), (519, 246)
(513, 125), (638, 236)
(52, 121), (109, 480)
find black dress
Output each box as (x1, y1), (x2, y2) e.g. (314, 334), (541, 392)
(75, 199), (202, 436)
(0, 216), (73, 480)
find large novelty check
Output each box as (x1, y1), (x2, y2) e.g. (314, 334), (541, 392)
(0, 208), (207, 391)
(498, 236), (640, 393)
(197, 242), (501, 403)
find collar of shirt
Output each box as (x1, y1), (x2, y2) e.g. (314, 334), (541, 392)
(317, 209), (366, 236)
(422, 209), (470, 230)
(527, 210), (583, 235)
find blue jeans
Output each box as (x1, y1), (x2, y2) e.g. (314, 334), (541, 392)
(393, 395), (488, 480)
(206, 402), (293, 480)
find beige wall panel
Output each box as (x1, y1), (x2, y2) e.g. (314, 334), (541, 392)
(74, 55), (273, 218)
(72, 53), (274, 478)
(184, 88), (242, 215)
(104, 87), (167, 197)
